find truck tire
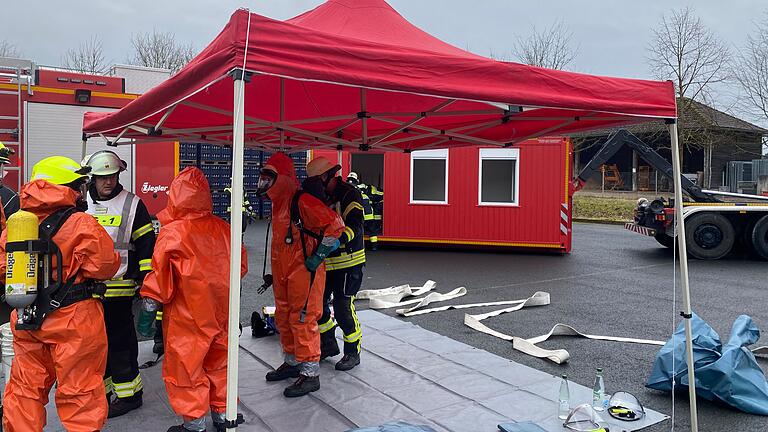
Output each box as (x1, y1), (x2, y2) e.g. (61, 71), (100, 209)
(685, 213), (735, 260)
(751, 215), (768, 260)
(654, 233), (674, 248)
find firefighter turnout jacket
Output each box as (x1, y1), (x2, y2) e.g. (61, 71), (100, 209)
(87, 183), (155, 298)
(0, 185), (19, 232)
(326, 181), (366, 271)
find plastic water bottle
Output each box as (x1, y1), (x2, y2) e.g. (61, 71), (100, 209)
(558, 374), (570, 420)
(592, 368), (606, 411)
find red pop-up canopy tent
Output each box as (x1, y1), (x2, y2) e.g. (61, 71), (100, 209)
(82, 1), (700, 429)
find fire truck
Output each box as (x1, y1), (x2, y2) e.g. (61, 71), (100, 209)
(574, 130), (768, 260)
(0, 57), (176, 215)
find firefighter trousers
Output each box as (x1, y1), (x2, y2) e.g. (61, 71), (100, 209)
(103, 298), (142, 400)
(318, 264), (364, 355)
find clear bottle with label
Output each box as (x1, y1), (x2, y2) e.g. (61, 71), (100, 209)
(558, 374), (570, 420)
(592, 368), (606, 411)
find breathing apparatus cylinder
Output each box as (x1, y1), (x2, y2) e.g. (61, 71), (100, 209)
(5, 210), (40, 314)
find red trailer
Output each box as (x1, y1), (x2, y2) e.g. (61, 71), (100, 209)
(0, 59), (176, 215)
(312, 136), (573, 253)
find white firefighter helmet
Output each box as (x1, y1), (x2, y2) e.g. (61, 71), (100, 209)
(82, 150), (127, 176)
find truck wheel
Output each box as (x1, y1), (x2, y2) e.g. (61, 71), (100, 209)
(654, 233), (674, 248)
(685, 213), (735, 260)
(751, 215), (768, 260)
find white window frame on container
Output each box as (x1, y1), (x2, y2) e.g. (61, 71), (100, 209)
(410, 149), (449, 204)
(478, 148), (520, 206)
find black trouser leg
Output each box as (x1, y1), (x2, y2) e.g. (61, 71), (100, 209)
(103, 298), (142, 401)
(153, 308), (164, 355)
(331, 265), (364, 355)
(318, 276), (339, 357)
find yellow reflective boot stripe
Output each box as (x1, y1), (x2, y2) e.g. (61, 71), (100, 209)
(318, 317), (337, 333)
(113, 374), (143, 398)
(364, 214), (374, 220)
(131, 223), (154, 241)
(139, 258), (152, 272)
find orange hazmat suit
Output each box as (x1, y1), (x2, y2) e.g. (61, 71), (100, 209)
(141, 167), (248, 422)
(265, 153), (344, 370)
(0, 180), (120, 432)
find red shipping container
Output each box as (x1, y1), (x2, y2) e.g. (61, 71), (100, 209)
(311, 137), (573, 253)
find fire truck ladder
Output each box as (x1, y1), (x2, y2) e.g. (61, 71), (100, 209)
(0, 58), (34, 191)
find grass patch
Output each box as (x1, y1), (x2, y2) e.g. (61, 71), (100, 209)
(573, 195), (636, 222)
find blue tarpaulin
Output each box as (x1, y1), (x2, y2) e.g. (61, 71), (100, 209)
(647, 313), (768, 415)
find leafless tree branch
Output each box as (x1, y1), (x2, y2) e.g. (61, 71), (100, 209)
(0, 40), (21, 58)
(512, 20), (579, 70)
(62, 36), (109, 74)
(733, 13), (768, 124)
(647, 7), (731, 103)
(647, 7), (731, 182)
(129, 30), (196, 74)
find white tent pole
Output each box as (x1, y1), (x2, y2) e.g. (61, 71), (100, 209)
(669, 121), (699, 432)
(226, 72), (246, 431)
(81, 138), (88, 161)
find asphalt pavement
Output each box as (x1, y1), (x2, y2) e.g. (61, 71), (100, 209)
(239, 220), (768, 431)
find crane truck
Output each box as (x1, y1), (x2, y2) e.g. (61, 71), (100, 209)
(573, 129), (768, 260)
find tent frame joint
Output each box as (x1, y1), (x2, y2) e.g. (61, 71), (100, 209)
(147, 126), (163, 136)
(357, 111), (370, 119)
(359, 143), (370, 151)
(680, 312), (693, 319)
(665, 118), (677, 125)
(230, 68), (253, 83)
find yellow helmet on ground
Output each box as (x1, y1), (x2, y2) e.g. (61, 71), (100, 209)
(31, 156), (91, 185)
(0, 142), (14, 165)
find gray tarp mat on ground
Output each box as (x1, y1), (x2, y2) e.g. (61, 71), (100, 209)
(44, 310), (667, 431)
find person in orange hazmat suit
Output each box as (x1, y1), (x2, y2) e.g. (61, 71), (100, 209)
(138, 167), (248, 432)
(256, 152), (344, 398)
(0, 156), (120, 432)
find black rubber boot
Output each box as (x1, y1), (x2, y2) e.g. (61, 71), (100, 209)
(108, 394), (143, 418)
(335, 353), (361, 371)
(320, 331), (340, 360)
(283, 374), (320, 398)
(213, 413), (245, 432)
(265, 362), (300, 382)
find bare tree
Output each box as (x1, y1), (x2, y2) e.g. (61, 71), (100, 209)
(512, 21), (578, 70)
(647, 7), (730, 185)
(62, 36), (109, 74)
(734, 14), (768, 125)
(0, 40), (21, 58)
(129, 30), (196, 73)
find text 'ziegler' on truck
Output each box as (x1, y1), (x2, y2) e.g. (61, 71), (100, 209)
(573, 130), (768, 260)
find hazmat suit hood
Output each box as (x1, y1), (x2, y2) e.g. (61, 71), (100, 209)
(264, 153), (299, 208)
(20, 179), (81, 220)
(157, 167), (212, 225)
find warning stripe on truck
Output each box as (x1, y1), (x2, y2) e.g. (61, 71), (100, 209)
(624, 222), (656, 237)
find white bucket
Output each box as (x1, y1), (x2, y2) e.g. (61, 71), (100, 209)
(0, 322), (14, 386)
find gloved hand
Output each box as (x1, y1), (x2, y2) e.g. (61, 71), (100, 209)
(137, 298), (160, 338)
(305, 238), (340, 272)
(257, 274), (273, 294)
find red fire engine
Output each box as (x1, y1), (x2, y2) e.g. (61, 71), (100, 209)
(0, 58), (176, 215)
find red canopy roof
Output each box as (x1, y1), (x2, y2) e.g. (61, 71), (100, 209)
(83, 0), (676, 151)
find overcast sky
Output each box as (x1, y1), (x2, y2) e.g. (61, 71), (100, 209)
(4, 0), (766, 122)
